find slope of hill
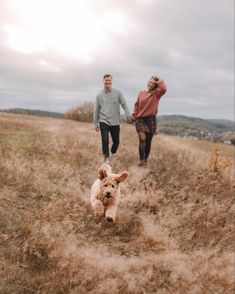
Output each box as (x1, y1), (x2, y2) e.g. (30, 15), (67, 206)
(0, 112), (234, 293)
(158, 114), (234, 142)
(0, 108), (64, 118)
(158, 114), (234, 130)
(205, 118), (234, 129)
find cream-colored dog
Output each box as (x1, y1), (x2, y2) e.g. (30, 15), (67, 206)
(90, 163), (129, 223)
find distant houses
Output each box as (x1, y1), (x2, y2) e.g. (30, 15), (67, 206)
(223, 140), (232, 145)
(185, 135), (198, 141)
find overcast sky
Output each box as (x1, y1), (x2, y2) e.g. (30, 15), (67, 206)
(0, 0), (234, 120)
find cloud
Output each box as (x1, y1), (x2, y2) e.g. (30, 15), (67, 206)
(0, 0), (234, 120)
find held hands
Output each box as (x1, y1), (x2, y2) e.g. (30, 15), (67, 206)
(127, 115), (134, 124)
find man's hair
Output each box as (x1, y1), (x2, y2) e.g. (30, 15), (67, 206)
(103, 74), (112, 79)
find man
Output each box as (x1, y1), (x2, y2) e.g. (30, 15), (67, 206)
(94, 74), (131, 161)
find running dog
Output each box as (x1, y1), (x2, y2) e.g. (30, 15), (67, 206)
(90, 163), (129, 223)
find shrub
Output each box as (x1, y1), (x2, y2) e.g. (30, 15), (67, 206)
(208, 148), (233, 172)
(65, 102), (94, 122)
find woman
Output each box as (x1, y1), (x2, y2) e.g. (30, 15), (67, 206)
(132, 75), (167, 166)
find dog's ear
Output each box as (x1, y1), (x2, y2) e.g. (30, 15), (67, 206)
(99, 169), (108, 180)
(115, 171), (129, 183)
(98, 163), (112, 180)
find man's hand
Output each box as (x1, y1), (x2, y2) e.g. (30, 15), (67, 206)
(127, 116), (134, 124)
(95, 127), (100, 132)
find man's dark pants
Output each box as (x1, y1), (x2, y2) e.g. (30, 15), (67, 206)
(99, 122), (120, 158)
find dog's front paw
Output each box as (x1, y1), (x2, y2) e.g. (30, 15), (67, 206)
(106, 216), (114, 223)
(105, 209), (116, 223)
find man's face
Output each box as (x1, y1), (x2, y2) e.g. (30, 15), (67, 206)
(103, 76), (112, 91)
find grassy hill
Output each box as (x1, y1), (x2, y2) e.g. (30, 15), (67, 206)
(158, 114), (234, 142)
(1, 109), (234, 143)
(158, 114), (234, 129)
(0, 112), (234, 293)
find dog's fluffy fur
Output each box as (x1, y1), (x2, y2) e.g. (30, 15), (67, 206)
(90, 164), (129, 223)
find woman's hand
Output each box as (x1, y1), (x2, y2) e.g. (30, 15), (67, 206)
(127, 115), (134, 124)
(154, 76), (160, 85)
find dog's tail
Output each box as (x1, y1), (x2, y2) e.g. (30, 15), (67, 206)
(99, 163), (112, 180)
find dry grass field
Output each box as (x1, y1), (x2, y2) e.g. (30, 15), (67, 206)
(0, 112), (234, 294)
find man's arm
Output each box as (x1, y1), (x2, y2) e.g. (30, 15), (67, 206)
(93, 95), (100, 130)
(132, 94), (139, 121)
(119, 91), (131, 121)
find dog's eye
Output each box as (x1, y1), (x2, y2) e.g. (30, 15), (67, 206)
(104, 184), (108, 187)
(112, 185), (115, 188)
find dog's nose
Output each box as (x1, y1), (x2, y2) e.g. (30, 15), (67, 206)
(106, 191), (111, 197)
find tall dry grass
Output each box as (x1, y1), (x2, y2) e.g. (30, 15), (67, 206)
(0, 112), (234, 294)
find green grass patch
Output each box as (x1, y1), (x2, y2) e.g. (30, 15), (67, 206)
(0, 126), (53, 155)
